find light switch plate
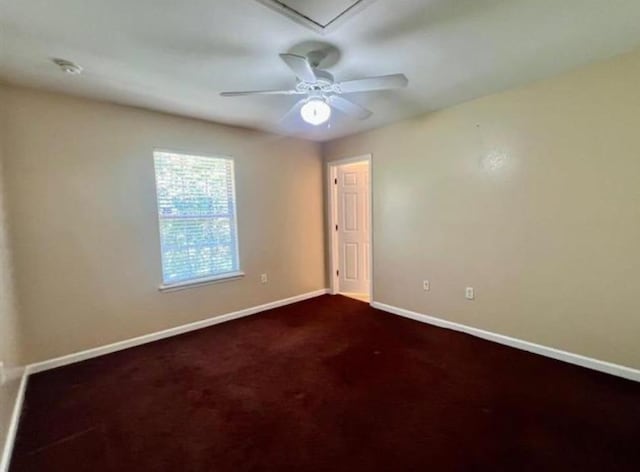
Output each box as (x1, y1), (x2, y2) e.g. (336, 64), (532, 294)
(423, 280), (430, 291)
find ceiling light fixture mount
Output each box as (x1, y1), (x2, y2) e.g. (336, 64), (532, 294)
(52, 58), (83, 75)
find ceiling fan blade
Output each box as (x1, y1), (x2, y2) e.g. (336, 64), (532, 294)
(220, 88), (301, 97)
(279, 53), (318, 84)
(280, 99), (306, 123)
(336, 74), (408, 94)
(328, 95), (372, 120)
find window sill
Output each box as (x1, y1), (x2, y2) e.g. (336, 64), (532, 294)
(159, 271), (245, 293)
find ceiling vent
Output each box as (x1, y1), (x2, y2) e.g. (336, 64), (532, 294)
(256, 0), (376, 34)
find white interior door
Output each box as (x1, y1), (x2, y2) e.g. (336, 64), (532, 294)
(336, 162), (370, 295)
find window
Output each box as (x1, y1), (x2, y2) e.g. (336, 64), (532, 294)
(153, 151), (242, 289)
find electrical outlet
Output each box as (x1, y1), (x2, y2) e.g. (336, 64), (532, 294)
(260, 273), (268, 284)
(423, 280), (430, 291)
(465, 287), (475, 300)
(0, 361), (5, 386)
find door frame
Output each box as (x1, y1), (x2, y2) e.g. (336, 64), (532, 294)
(327, 154), (373, 303)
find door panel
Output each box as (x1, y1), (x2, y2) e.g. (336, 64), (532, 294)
(344, 243), (358, 280)
(344, 192), (358, 231)
(337, 162), (370, 294)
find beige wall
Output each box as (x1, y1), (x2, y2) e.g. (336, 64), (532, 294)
(324, 49), (640, 369)
(1, 85), (325, 364)
(0, 86), (22, 461)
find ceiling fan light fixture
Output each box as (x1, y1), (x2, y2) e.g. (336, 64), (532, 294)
(220, 52), (408, 126)
(300, 99), (331, 125)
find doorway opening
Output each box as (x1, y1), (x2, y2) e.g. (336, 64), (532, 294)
(328, 155), (372, 303)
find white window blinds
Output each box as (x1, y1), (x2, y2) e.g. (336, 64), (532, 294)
(153, 151), (240, 286)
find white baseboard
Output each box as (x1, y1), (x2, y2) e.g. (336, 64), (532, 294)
(29, 289), (329, 374)
(372, 301), (640, 383)
(0, 369), (28, 472)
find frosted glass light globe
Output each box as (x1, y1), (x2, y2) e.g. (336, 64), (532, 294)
(300, 99), (331, 125)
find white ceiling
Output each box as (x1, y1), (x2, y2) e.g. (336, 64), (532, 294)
(2, 0), (640, 141)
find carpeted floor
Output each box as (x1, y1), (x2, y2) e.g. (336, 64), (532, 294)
(10, 295), (640, 471)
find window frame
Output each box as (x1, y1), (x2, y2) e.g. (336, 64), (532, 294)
(153, 148), (244, 292)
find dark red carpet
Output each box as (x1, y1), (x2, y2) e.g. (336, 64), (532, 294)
(11, 295), (640, 471)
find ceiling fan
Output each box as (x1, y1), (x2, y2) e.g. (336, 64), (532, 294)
(220, 53), (408, 126)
